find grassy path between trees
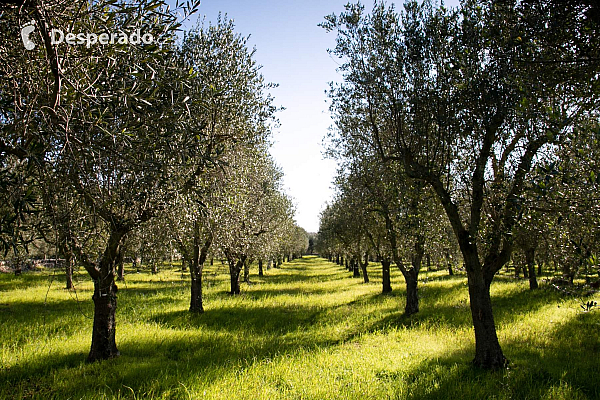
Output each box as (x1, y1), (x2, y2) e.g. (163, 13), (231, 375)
(1, 256), (599, 399)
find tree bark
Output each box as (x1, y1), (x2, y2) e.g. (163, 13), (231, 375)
(468, 268), (506, 368)
(404, 238), (424, 316)
(13, 257), (22, 276)
(360, 253), (369, 283)
(116, 249), (125, 281)
(258, 259), (264, 277)
(405, 271), (419, 316)
(525, 247), (538, 290)
(445, 250), (454, 276)
(243, 258), (250, 283)
(382, 259), (392, 294)
(352, 259), (360, 278)
(65, 254), (74, 289)
(189, 223), (212, 313)
(189, 260), (203, 313)
(360, 262), (369, 282)
(85, 227), (128, 363)
(228, 255), (245, 295)
(88, 279), (119, 362)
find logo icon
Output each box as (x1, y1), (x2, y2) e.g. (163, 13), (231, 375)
(21, 20), (36, 50)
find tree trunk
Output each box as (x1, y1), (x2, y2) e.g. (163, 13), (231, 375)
(426, 253), (431, 272)
(258, 259), (264, 277)
(444, 250), (454, 276)
(525, 247), (538, 290)
(405, 271), (419, 316)
(404, 238), (424, 316)
(243, 259), (250, 283)
(228, 255), (244, 295)
(361, 253), (369, 283)
(190, 229), (212, 312)
(116, 249), (124, 281)
(382, 260), (392, 294)
(352, 259), (360, 278)
(189, 261), (203, 313)
(360, 262), (369, 283)
(87, 279), (119, 362)
(13, 257), (22, 276)
(468, 269), (507, 368)
(65, 254), (74, 289)
(84, 227), (129, 363)
(230, 264), (241, 294)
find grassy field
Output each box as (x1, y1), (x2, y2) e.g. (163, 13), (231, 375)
(1, 256), (599, 399)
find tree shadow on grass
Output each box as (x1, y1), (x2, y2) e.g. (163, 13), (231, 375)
(390, 310), (600, 400)
(149, 303), (323, 335)
(1, 304), (350, 399)
(353, 279), (569, 340)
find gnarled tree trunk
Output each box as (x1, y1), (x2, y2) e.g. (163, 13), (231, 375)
(116, 248), (125, 281)
(243, 258), (251, 283)
(405, 271), (419, 316)
(468, 265), (506, 368)
(352, 258), (360, 278)
(228, 254), (245, 295)
(86, 227), (128, 363)
(189, 223), (212, 313)
(360, 253), (369, 283)
(524, 247), (538, 290)
(65, 254), (74, 289)
(381, 259), (392, 293)
(88, 278), (119, 362)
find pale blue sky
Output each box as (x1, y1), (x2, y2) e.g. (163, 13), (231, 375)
(193, 0), (460, 232)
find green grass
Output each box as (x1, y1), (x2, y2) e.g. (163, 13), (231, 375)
(1, 256), (599, 399)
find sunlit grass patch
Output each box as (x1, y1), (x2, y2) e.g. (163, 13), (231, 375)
(1, 256), (598, 399)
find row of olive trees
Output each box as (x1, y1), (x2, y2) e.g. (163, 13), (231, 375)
(317, 153), (456, 315)
(318, 0), (599, 369)
(0, 1), (305, 362)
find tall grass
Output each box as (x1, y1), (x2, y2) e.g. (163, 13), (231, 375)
(1, 256), (598, 399)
